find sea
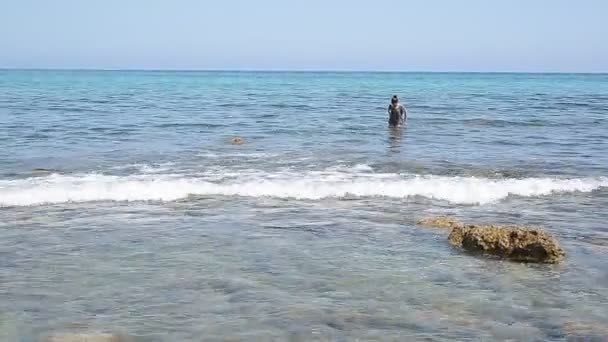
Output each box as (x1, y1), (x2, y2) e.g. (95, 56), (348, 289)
(0, 70), (607, 341)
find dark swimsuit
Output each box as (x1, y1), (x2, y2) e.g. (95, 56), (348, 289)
(388, 104), (404, 126)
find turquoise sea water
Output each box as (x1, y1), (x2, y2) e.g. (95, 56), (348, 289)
(1, 70), (607, 341)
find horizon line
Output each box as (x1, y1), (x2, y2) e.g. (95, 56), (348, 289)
(1, 67), (607, 75)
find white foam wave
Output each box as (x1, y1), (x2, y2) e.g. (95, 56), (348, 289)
(353, 164), (374, 172)
(0, 172), (606, 207)
(110, 162), (175, 174)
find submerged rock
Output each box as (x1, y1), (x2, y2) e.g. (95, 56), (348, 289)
(562, 321), (608, 340)
(448, 224), (565, 263)
(45, 332), (133, 342)
(31, 168), (59, 176)
(417, 216), (463, 230)
(230, 137), (244, 145)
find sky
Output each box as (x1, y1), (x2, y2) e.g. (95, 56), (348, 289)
(1, 0), (607, 72)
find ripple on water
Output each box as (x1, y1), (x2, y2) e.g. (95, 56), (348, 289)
(1, 71), (608, 340)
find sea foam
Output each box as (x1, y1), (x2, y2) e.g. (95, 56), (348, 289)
(1, 170), (606, 207)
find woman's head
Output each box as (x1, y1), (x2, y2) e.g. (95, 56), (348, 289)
(391, 95), (399, 104)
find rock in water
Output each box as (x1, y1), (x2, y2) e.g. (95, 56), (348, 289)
(562, 321), (608, 340)
(448, 225), (565, 263)
(230, 137), (244, 145)
(45, 333), (133, 342)
(417, 216), (463, 230)
(32, 168), (58, 176)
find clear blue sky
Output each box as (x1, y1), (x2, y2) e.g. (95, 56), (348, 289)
(1, 0), (607, 72)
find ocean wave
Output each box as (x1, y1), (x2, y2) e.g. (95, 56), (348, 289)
(0, 171), (606, 207)
(461, 118), (551, 128)
(197, 152), (279, 159)
(110, 162), (176, 174)
(154, 123), (227, 129)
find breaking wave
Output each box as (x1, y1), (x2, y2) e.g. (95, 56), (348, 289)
(1, 168), (606, 206)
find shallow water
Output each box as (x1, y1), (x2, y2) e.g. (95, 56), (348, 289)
(1, 70), (607, 341)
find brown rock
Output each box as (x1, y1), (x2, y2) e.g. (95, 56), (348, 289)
(417, 216), (463, 230)
(230, 137), (244, 145)
(448, 224), (565, 263)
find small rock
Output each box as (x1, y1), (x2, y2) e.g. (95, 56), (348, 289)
(417, 216), (463, 230)
(448, 224), (565, 263)
(230, 137), (244, 145)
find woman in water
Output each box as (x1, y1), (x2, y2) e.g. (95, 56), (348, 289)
(387, 95), (406, 126)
